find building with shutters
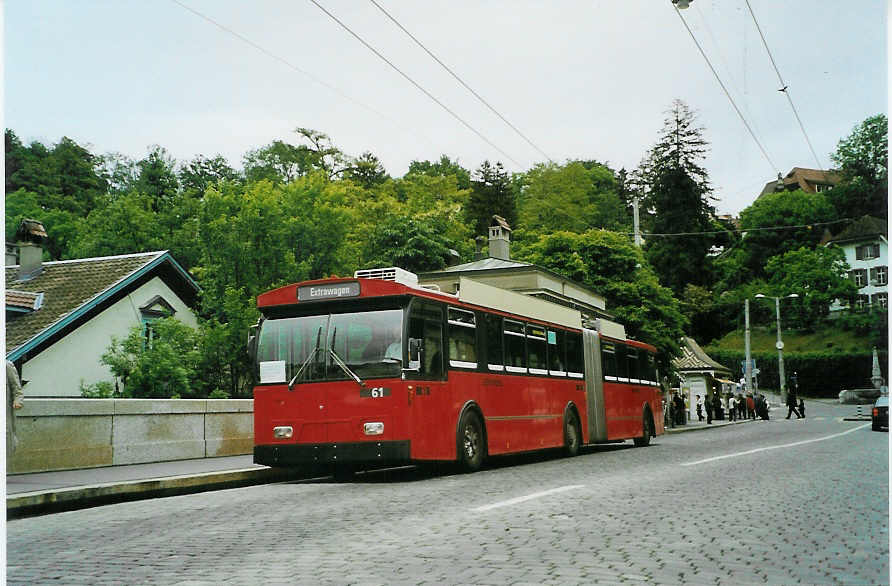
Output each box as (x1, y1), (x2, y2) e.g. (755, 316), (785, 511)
(824, 215), (888, 312)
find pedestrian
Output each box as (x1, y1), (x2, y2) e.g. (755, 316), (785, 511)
(755, 393), (769, 420)
(798, 396), (805, 418)
(705, 391), (713, 424)
(696, 394), (704, 421)
(674, 393), (686, 425)
(6, 360), (25, 458)
(746, 393), (755, 420)
(785, 389), (802, 419)
(727, 393), (736, 422)
(712, 392), (722, 421)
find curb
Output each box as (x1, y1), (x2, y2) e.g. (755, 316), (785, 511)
(664, 418), (755, 434)
(7, 467), (305, 519)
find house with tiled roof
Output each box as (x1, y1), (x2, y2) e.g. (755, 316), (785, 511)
(824, 215), (888, 311)
(758, 167), (841, 199)
(672, 336), (733, 421)
(5, 220), (200, 397)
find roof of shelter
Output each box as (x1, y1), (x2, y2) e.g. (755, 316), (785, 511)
(672, 336), (732, 375)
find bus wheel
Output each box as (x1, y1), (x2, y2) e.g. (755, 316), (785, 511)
(633, 412), (652, 447)
(458, 410), (485, 472)
(564, 411), (581, 457)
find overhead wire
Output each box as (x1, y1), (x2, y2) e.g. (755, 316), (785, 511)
(367, 0), (554, 164)
(744, 0), (824, 171)
(170, 0), (415, 141)
(310, 0), (524, 168)
(629, 217), (852, 238)
(672, 5), (779, 177)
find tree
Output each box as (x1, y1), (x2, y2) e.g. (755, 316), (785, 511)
(736, 189), (836, 280)
(134, 145), (179, 212)
(465, 160), (515, 237)
(406, 155), (471, 190)
(70, 192), (164, 258)
(345, 151), (389, 188)
(101, 317), (201, 398)
(638, 100), (716, 295)
(764, 246), (857, 329)
(519, 230), (686, 366)
(179, 154), (241, 194)
(516, 161), (627, 235)
(829, 113), (888, 219)
(243, 140), (316, 184)
(360, 215), (456, 273)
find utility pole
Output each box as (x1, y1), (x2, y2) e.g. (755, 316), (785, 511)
(744, 299), (753, 394)
(632, 196), (642, 247)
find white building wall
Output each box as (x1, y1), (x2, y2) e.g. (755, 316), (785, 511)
(830, 237), (889, 311)
(21, 277), (198, 397)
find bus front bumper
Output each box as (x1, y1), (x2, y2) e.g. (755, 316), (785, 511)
(254, 441), (411, 467)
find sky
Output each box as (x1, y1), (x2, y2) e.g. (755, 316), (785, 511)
(4, 0), (888, 216)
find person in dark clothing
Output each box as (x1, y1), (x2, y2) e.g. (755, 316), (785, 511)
(673, 393), (686, 425)
(712, 393), (722, 420)
(755, 393), (769, 420)
(785, 390), (802, 419)
(798, 396), (805, 418)
(705, 392), (713, 424)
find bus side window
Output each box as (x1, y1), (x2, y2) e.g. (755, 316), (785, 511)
(447, 307), (477, 368)
(601, 341), (617, 380)
(408, 301), (444, 379)
(504, 319), (527, 373)
(526, 324), (548, 375)
(640, 352), (656, 385)
(626, 347), (639, 382)
(615, 344), (629, 381)
(484, 314), (504, 371)
(566, 332), (584, 378)
(547, 329), (566, 376)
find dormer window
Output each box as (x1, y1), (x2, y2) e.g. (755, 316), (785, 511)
(139, 295), (176, 346)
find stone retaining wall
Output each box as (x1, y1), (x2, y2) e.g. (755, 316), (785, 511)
(8, 399), (253, 474)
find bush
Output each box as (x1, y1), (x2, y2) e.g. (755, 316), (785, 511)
(705, 348), (888, 398)
(101, 317), (202, 398)
(80, 380), (115, 398)
(208, 389), (230, 399)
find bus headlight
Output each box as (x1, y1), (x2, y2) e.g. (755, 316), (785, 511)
(363, 422), (384, 436)
(273, 426), (293, 439)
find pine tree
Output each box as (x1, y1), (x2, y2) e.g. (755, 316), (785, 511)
(465, 160), (515, 236)
(639, 100), (716, 295)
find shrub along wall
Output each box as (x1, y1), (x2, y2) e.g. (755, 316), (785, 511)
(704, 349), (888, 399)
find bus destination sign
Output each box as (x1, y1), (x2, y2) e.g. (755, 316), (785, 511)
(298, 281), (361, 302)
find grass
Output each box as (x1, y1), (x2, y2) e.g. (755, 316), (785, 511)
(706, 325), (874, 354)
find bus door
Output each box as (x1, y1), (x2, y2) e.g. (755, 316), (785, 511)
(404, 299), (449, 459)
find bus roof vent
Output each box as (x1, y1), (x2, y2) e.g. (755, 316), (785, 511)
(354, 267), (419, 287)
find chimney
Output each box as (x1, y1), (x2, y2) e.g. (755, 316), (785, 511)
(488, 215), (511, 260)
(14, 219), (48, 281)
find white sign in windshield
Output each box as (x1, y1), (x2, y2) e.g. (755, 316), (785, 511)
(259, 360), (287, 383)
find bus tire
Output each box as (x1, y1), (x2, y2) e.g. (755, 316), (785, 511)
(564, 410), (581, 457)
(458, 410), (485, 472)
(633, 410), (652, 447)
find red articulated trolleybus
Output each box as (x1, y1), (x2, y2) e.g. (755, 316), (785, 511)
(250, 267), (663, 474)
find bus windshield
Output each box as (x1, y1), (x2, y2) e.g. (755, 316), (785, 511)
(256, 309), (403, 383)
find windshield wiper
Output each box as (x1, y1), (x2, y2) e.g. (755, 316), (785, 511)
(329, 326), (365, 388)
(288, 326), (323, 390)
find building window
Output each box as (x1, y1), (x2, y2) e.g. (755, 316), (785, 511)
(855, 294), (870, 310)
(871, 266), (888, 286)
(814, 183), (831, 193)
(856, 244), (881, 260)
(853, 269), (868, 288)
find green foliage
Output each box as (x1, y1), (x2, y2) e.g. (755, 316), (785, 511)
(179, 154), (241, 194)
(70, 192), (163, 258)
(763, 246), (856, 328)
(361, 215), (456, 273)
(705, 348), (887, 399)
(516, 161), (627, 235)
(736, 189), (836, 279)
(830, 113), (887, 218)
(208, 389), (231, 399)
(518, 230), (686, 366)
(406, 155), (471, 190)
(134, 145), (179, 212)
(101, 318), (202, 398)
(79, 380), (115, 398)
(466, 160), (515, 236)
(344, 152), (389, 188)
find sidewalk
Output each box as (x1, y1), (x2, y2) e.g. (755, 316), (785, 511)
(6, 455), (305, 518)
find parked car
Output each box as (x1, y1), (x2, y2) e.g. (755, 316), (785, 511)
(839, 388), (883, 404)
(872, 396), (888, 432)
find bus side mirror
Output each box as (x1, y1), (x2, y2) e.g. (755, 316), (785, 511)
(405, 338), (422, 372)
(247, 324), (259, 362)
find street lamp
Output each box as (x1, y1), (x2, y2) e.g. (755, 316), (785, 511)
(755, 293), (799, 401)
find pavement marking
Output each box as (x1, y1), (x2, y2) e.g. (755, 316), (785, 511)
(682, 423), (871, 467)
(472, 485), (585, 512)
